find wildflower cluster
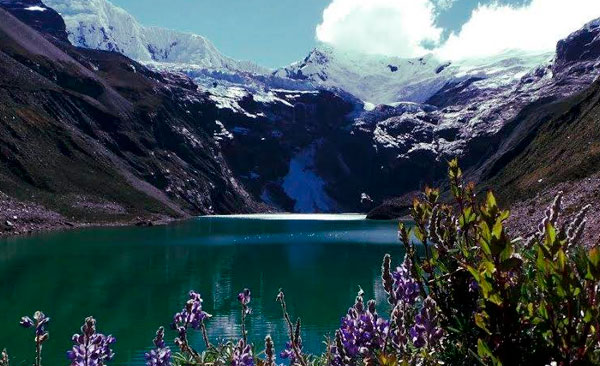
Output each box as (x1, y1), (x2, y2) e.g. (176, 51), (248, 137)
(67, 317), (115, 366)
(171, 291), (212, 362)
(145, 327), (171, 366)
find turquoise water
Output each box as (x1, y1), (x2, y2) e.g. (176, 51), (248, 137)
(0, 214), (405, 365)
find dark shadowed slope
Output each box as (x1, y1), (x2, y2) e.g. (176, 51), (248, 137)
(0, 7), (262, 234)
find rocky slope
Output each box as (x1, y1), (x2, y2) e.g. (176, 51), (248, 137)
(0, 4), (263, 234)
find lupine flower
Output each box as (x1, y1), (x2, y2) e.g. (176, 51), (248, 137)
(67, 316), (115, 366)
(20, 311), (49, 366)
(276, 289), (285, 303)
(231, 339), (253, 366)
(237, 289), (251, 308)
(0, 348), (8, 366)
(280, 339), (303, 365)
(566, 204), (591, 248)
(538, 192), (562, 236)
(390, 303), (408, 352)
(264, 335), (275, 366)
(277, 289), (305, 366)
(329, 330), (346, 366)
(19, 317), (34, 328)
(409, 297), (444, 349)
(172, 291), (212, 353)
(145, 327), (171, 366)
(238, 288), (252, 342)
(20, 311), (49, 340)
(391, 258), (420, 306)
(381, 255), (394, 304)
(172, 291), (211, 330)
(335, 291), (389, 359)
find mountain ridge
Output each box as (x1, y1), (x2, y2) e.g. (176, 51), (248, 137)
(44, 0), (268, 74)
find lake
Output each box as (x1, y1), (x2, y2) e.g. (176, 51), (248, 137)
(0, 214), (405, 366)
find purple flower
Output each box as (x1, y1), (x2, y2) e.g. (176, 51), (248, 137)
(280, 339), (303, 364)
(409, 296), (444, 349)
(237, 289), (251, 306)
(20, 312), (50, 366)
(20, 316), (34, 328)
(329, 331), (346, 366)
(334, 291), (389, 360)
(391, 258), (420, 306)
(145, 327), (171, 366)
(67, 317), (115, 366)
(468, 279), (479, 293)
(231, 340), (254, 366)
(390, 303), (408, 352)
(172, 291), (212, 354)
(20, 312), (50, 339)
(172, 291), (211, 331)
(238, 288), (252, 315)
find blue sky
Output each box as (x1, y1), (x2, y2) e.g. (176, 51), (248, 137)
(110, 0), (600, 67)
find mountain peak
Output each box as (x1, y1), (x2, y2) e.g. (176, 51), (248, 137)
(43, 0), (267, 74)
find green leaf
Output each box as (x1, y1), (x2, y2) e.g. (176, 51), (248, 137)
(466, 265), (480, 281)
(557, 249), (566, 273)
(477, 338), (493, 358)
(492, 219), (503, 240)
(474, 313), (491, 335)
(545, 222), (557, 246)
(486, 191), (497, 209)
(488, 293), (503, 306)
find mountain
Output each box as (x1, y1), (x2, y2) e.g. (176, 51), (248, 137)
(368, 17), (600, 220)
(43, 0), (266, 74)
(275, 44), (552, 105)
(3, 0), (600, 223)
(0, 4), (264, 234)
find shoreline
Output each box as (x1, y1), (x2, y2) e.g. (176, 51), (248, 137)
(0, 191), (187, 239)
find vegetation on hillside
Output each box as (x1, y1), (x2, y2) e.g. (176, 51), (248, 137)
(5, 160), (600, 366)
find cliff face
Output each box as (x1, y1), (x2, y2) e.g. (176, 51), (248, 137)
(0, 6), (263, 232)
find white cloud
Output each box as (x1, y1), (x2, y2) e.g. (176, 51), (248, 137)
(437, 0), (600, 60)
(315, 0), (443, 58)
(316, 0), (600, 61)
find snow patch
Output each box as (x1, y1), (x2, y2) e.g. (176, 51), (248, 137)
(282, 145), (337, 213)
(24, 6), (47, 11)
(214, 120), (233, 141)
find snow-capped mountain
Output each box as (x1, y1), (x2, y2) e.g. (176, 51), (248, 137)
(275, 44), (553, 105)
(12, 0), (600, 215)
(43, 0), (266, 74)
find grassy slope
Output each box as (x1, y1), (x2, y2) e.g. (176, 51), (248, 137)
(483, 79), (600, 203)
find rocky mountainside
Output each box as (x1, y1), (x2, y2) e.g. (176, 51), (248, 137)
(0, 4), (263, 233)
(43, 0), (266, 74)
(368, 18), (600, 219)
(2, 0), (600, 221)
